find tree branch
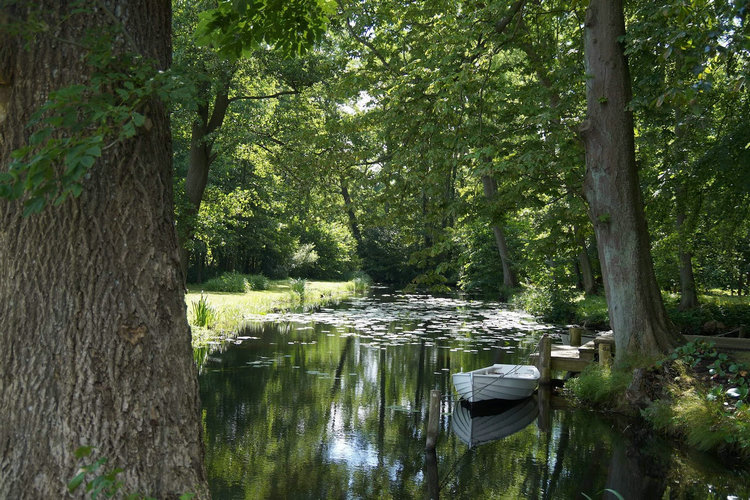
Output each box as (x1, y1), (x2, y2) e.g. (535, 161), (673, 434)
(494, 0), (528, 35)
(336, 0), (400, 76)
(227, 89), (300, 104)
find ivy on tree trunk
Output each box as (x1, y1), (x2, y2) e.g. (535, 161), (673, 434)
(0, 2), (207, 497)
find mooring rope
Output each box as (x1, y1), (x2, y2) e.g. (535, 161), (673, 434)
(449, 336), (543, 402)
(437, 448), (472, 491)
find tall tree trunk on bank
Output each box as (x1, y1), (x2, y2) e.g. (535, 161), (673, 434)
(0, 2), (207, 498)
(481, 175), (519, 288)
(676, 212), (699, 310)
(580, 0), (683, 359)
(340, 177), (363, 255)
(178, 81), (231, 280)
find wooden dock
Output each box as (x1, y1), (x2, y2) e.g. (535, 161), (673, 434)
(531, 331), (750, 383)
(530, 330), (616, 382)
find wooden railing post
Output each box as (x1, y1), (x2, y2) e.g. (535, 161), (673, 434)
(599, 342), (612, 368)
(569, 327), (583, 347)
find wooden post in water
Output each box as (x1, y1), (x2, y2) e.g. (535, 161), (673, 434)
(538, 334), (552, 385)
(569, 327), (583, 347)
(425, 389), (441, 451)
(536, 385), (552, 433)
(599, 342), (612, 368)
(424, 448), (440, 500)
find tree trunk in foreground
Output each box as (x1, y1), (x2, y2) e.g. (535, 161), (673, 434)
(0, 2), (207, 497)
(580, 0), (683, 359)
(481, 175), (519, 288)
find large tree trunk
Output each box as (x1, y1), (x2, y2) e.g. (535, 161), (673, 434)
(481, 175), (519, 288)
(0, 2), (207, 497)
(580, 0), (683, 359)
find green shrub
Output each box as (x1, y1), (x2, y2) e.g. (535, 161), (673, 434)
(200, 271), (247, 293)
(566, 364), (632, 409)
(511, 284), (575, 323)
(347, 271), (372, 293)
(573, 294), (610, 328)
(245, 274), (270, 291)
(190, 294), (216, 328)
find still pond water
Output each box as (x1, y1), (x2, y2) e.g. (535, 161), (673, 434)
(197, 289), (750, 499)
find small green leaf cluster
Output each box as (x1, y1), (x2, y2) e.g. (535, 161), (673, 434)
(0, 23), (192, 215)
(68, 446), (195, 500)
(289, 277), (307, 297)
(665, 339), (718, 368)
(669, 341), (750, 410)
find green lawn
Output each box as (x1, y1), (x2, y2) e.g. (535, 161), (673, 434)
(186, 279), (361, 346)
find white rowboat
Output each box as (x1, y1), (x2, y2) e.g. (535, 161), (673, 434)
(451, 364), (540, 402)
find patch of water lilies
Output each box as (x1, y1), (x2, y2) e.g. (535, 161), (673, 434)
(237, 293), (561, 350)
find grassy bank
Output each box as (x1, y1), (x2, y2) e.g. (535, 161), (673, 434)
(565, 340), (750, 459)
(186, 279), (365, 347)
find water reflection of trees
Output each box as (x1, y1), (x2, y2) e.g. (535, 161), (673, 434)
(199, 320), (750, 499)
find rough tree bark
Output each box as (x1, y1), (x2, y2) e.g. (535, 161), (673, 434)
(580, 0), (683, 359)
(481, 175), (519, 288)
(0, 2), (207, 497)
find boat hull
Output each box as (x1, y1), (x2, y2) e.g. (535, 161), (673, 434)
(451, 397), (538, 448)
(452, 364), (540, 403)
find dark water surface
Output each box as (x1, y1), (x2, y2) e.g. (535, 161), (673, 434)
(198, 290), (750, 499)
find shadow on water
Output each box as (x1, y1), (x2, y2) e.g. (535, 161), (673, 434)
(198, 290), (750, 499)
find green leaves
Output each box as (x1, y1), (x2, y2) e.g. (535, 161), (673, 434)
(1, 32), (193, 216)
(196, 0), (330, 59)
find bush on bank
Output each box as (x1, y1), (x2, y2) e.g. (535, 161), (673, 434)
(566, 340), (750, 458)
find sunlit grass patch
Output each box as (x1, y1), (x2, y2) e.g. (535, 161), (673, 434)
(566, 364), (633, 410)
(571, 294), (609, 328)
(185, 279), (364, 346)
(643, 387), (750, 455)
